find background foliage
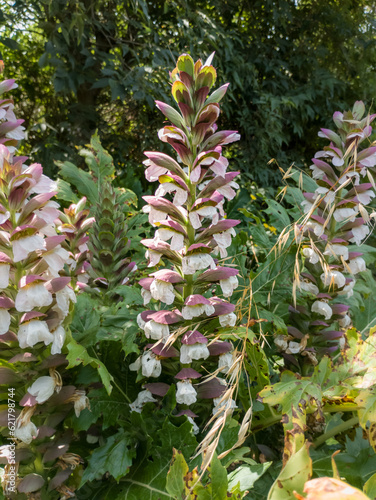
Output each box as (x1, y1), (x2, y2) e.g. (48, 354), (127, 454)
(2, 0), (376, 188)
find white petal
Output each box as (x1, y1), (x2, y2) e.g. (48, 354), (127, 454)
(144, 320), (169, 340)
(0, 264), (10, 289)
(311, 301), (332, 320)
(150, 280), (175, 305)
(18, 321), (53, 348)
(180, 344), (210, 364)
(12, 234), (45, 262)
(219, 312), (236, 327)
(176, 380), (197, 405)
(28, 376), (55, 404)
(0, 309), (11, 335)
(51, 326), (66, 355)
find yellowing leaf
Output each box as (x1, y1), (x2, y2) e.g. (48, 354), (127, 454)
(295, 477), (370, 500)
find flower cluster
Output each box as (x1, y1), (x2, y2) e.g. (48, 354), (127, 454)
(0, 67), (88, 497)
(277, 102), (375, 367)
(59, 196), (93, 288)
(87, 180), (136, 303)
(129, 54), (240, 427)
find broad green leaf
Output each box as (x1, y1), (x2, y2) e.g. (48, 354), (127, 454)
(165, 449), (188, 498)
(56, 178), (79, 203)
(57, 160), (99, 203)
(80, 430), (135, 486)
(66, 339), (114, 394)
(227, 463), (272, 492)
(364, 472), (376, 498)
(117, 419), (197, 499)
(259, 370), (322, 418)
(267, 443), (311, 500)
(209, 454), (228, 500)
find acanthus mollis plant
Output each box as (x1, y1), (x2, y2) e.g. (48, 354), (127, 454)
(129, 53), (241, 429)
(0, 70), (88, 498)
(86, 180), (137, 304)
(275, 101), (376, 371)
(0, 62), (25, 153)
(58, 197), (94, 289)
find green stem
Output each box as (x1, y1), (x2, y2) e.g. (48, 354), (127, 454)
(312, 416), (359, 448)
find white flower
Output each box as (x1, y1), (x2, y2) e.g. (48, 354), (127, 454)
(42, 246), (70, 277)
(182, 254), (215, 274)
(302, 247), (320, 264)
(339, 314), (351, 328)
(129, 390), (157, 413)
(349, 225), (370, 245)
(187, 416), (199, 435)
(320, 270), (346, 289)
(220, 275), (239, 297)
(323, 244), (349, 261)
(143, 205), (168, 226)
(310, 164), (325, 179)
(73, 391), (90, 417)
(176, 380), (197, 405)
(219, 312), (237, 327)
(301, 200), (314, 213)
(182, 303), (215, 320)
(15, 283), (52, 312)
(137, 313), (146, 329)
(274, 335), (288, 351)
(36, 201), (60, 225)
(311, 301), (332, 320)
(180, 344), (210, 364)
(0, 210), (10, 224)
(212, 396), (237, 416)
(189, 206), (218, 229)
(357, 190), (375, 205)
(146, 249), (162, 267)
(155, 183), (188, 206)
(14, 420), (38, 444)
(144, 320), (169, 340)
(314, 187), (335, 204)
(29, 173), (57, 194)
(218, 351), (234, 374)
(129, 356), (141, 372)
(51, 326), (66, 355)
(156, 228), (185, 251)
(0, 264), (10, 289)
(0, 309), (11, 335)
(333, 207), (358, 222)
(12, 234), (45, 262)
(141, 288), (152, 305)
(141, 351), (161, 378)
(338, 280), (355, 298)
(213, 228), (236, 258)
(28, 376), (56, 404)
(150, 279), (175, 305)
(217, 181), (239, 200)
(306, 221), (324, 237)
(300, 281), (319, 296)
(348, 257), (366, 274)
(18, 320), (54, 348)
(53, 286), (76, 320)
(286, 341), (303, 355)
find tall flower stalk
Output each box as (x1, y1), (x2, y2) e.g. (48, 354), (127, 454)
(130, 54), (241, 425)
(0, 66), (87, 497)
(276, 102), (376, 370)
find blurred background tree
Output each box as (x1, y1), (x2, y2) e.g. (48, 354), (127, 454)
(1, 0), (376, 192)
